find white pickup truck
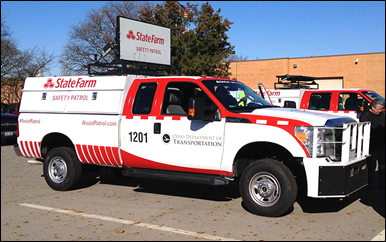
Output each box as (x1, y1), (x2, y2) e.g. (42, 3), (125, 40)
(14, 74), (371, 217)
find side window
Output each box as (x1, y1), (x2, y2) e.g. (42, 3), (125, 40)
(308, 93), (332, 110)
(6, 104), (16, 113)
(340, 93), (364, 111)
(161, 82), (214, 115)
(132, 83), (157, 114)
(338, 94), (345, 110)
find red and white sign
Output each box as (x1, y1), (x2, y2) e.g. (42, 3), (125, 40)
(43, 77), (97, 89)
(118, 17), (171, 66)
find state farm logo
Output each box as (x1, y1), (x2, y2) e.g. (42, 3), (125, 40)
(126, 30), (135, 40)
(44, 78), (54, 89)
(267, 90), (281, 96)
(43, 77), (97, 89)
(126, 30), (165, 45)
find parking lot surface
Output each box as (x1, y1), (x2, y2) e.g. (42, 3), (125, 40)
(1, 144), (385, 241)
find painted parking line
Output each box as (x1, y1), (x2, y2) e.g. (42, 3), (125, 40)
(371, 229), (385, 241)
(19, 203), (239, 241)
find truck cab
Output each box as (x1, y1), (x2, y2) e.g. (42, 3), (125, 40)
(300, 89), (384, 120)
(262, 75), (385, 121)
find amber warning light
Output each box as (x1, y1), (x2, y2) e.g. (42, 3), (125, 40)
(188, 97), (205, 121)
(189, 108), (195, 117)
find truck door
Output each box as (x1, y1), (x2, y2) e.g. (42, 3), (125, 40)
(120, 80), (226, 175)
(338, 92), (366, 120)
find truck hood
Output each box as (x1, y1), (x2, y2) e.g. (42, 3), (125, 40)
(249, 108), (356, 126)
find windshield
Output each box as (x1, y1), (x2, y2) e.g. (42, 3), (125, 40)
(362, 91), (385, 103)
(202, 80), (272, 112)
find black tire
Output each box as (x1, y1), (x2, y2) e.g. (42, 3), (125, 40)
(239, 159), (297, 217)
(43, 147), (82, 191)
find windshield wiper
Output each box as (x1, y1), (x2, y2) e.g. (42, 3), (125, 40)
(254, 105), (274, 109)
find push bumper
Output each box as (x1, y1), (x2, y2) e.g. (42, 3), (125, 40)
(303, 156), (370, 198)
(318, 157), (369, 196)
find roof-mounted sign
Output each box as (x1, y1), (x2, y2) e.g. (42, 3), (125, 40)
(117, 16), (171, 66)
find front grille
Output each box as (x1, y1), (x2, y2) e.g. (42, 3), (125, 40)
(311, 122), (371, 163)
(1, 115), (17, 132)
(1, 123), (17, 132)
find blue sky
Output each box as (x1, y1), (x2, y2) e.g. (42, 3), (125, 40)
(2, 1), (385, 76)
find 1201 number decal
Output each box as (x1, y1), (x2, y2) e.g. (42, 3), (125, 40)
(128, 132), (148, 143)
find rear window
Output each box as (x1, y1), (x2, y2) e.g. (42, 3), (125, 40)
(308, 93), (332, 110)
(132, 83), (158, 114)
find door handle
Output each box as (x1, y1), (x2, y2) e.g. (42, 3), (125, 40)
(154, 123), (161, 134)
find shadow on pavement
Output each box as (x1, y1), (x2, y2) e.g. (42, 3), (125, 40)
(71, 167), (385, 217)
(296, 187), (385, 218)
(359, 187), (385, 218)
(76, 168), (241, 202)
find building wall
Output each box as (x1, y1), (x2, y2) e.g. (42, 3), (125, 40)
(228, 52), (385, 97)
(1, 83), (23, 105)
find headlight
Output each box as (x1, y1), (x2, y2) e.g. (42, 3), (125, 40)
(295, 126), (334, 158)
(295, 126), (314, 157)
(296, 123), (366, 162)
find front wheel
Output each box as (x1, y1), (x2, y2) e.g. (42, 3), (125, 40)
(44, 147), (82, 191)
(239, 159), (297, 217)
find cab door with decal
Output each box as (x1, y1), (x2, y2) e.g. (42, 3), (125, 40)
(120, 80), (226, 175)
(120, 81), (161, 169)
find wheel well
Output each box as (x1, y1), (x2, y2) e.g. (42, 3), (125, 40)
(41, 133), (75, 158)
(232, 142), (305, 181)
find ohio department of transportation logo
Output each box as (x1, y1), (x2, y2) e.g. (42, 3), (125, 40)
(162, 133), (171, 144)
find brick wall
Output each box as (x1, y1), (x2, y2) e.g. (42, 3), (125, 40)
(1, 83), (23, 105)
(229, 52), (385, 97)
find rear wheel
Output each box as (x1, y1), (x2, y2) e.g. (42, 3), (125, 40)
(44, 147), (82, 191)
(239, 159), (297, 217)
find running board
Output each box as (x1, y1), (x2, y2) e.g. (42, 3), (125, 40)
(122, 168), (233, 186)
(28, 159), (43, 165)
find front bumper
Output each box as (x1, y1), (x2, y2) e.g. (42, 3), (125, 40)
(318, 157), (369, 196)
(303, 156), (370, 198)
(1, 130), (17, 142)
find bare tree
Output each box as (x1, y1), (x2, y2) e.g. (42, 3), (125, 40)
(1, 14), (55, 104)
(1, 14), (20, 85)
(223, 53), (249, 62)
(59, 1), (154, 75)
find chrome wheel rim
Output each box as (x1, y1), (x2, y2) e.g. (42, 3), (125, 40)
(48, 157), (67, 183)
(249, 172), (281, 207)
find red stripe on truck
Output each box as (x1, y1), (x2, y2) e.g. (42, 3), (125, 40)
(120, 150), (233, 176)
(75, 144), (120, 167)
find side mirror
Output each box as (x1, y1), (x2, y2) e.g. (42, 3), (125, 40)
(188, 97), (205, 120)
(284, 101), (296, 108)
